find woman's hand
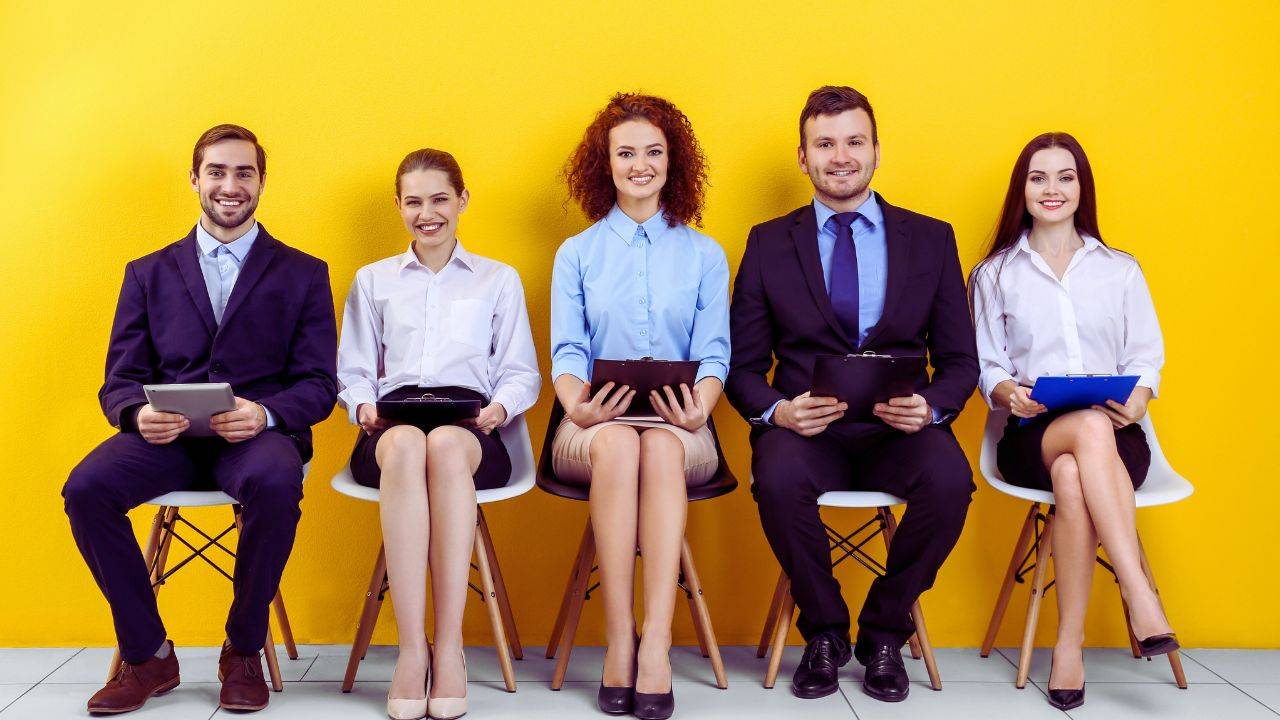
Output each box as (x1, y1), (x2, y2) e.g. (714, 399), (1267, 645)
(650, 383), (708, 432)
(1093, 386), (1152, 429)
(567, 381), (634, 428)
(357, 403), (388, 436)
(995, 381), (1047, 419)
(467, 402), (507, 435)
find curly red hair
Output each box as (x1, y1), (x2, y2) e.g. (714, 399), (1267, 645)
(564, 93), (708, 227)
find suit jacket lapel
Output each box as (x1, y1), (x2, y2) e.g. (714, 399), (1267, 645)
(790, 206), (854, 348)
(217, 226), (280, 331)
(860, 198), (911, 349)
(172, 229), (218, 337)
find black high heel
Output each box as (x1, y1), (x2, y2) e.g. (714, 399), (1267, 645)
(1137, 633), (1180, 658)
(1046, 652), (1085, 711)
(632, 689), (675, 720)
(597, 637), (638, 715)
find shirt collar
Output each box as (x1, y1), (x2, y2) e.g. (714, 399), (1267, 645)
(813, 190), (883, 231)
(605, 204), (671, 245)
(397, 239), (475, 274)
(1015, 230), (1106, 256)
(195, 220), (259, 262)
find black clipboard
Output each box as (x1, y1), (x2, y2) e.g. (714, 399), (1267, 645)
(811, 352), (926, 423)
(591, 358), (699, 416)
(376, 393), (482, 431)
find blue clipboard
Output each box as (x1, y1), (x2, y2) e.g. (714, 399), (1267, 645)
(1022, 375), (1140, 425)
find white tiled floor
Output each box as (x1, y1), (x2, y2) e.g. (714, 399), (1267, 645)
(0, 646), (1275, 719)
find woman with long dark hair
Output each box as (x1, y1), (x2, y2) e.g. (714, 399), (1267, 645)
(969, 133), (1176, 711)
(550, 93), (730, 720)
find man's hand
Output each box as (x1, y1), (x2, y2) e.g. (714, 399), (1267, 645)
(773, 391), (847, 437)
(567, 381), (634, 428)
(210, 397), (267, 443)
(874, 394), (932, 434)
(357, 403), (388, 436)
(137, 404), (188, 445)
(650, 384), (709, 432)
(467, 402), (508, 435)
(1093, 386), (1152, 429)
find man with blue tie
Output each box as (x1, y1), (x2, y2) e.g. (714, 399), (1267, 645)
(62, 124), (337, 714)
(725, 86), (978, 703)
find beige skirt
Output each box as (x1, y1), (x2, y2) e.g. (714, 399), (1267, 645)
(551, 417), (719, 487)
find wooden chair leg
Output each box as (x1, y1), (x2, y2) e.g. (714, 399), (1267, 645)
(474, 522), (516, 692)
(551, 523), (596, 690)
(547, 522), (594, 659)
(876, 509), (924, 662)
(763, 585), (794, 689)
(680, 539), (727, 689)
(981, 503), (1039, 657)
(1016, 511), (1055, 689)
(757, 570), (788, 658)
(686, 588), (711, 659)
(342, 545), (387, 692)
(478, 509), (522, 661)
(1136, 535), (1188, 689)
(879, 507), (940, 690)
(271, 591), (298, 660)
(108, 506), (171, 681)
(263, 621), (284, 692)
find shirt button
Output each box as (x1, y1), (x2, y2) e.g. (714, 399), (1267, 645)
(640, 330), (647, 336)
(639, 298), (646, 305)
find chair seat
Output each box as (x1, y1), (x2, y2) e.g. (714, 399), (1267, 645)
(142, 462), (312, 507)
(816, 490), (906, 508)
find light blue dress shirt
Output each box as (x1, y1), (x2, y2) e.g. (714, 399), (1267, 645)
(194, 220), (275, 427)
(551, 205), (731, 387)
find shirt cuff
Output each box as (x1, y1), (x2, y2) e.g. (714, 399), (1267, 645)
(978, 368), (1016, 409)
(260, 404), (277, 429)
(1135, 371), (1161, 399)
(551, 355), (591, 386)
(488, 389), (527, 428)
(760, 399), (784, 425)
(339, 387), (380, 425)
(694, 360), (729, 385)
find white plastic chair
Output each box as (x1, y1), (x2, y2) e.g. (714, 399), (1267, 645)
(105, 463), (312, 692)
(756, 487), (942, 691)
(977, 409), (1192, 688)
(331, 415), (535, 693)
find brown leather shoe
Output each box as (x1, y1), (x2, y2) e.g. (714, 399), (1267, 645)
(87, 640), (180, 714)
(217, 641), (269, 711)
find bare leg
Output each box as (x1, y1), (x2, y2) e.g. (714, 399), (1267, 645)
(1046, 454), (1094, 691)
(589, 425), (641, 687)
(635, 428), (687, 695)
(425, 426), (482, 701)
(375, 425), (431, 701)
(1041, 410), (1171, 640)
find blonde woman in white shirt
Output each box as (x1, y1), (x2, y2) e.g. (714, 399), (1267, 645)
(337, 149), (541, 720)
(969, 133), (1176, 711)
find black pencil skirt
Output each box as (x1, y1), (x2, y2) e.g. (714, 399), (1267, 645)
(995, 410), (1151, 492)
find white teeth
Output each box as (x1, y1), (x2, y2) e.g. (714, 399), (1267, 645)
(218, 200), (241, 206)
(419, 223), (443, 232)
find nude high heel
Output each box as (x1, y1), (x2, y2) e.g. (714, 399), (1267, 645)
(427, 649), (468, 720)
(386, 648), (430, 720)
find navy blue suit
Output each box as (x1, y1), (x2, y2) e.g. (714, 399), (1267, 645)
(64, 225), (337, 662)
(726, 197), (978, 647)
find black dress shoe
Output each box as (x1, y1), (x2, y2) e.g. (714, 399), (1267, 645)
(1047, 685), (1086, 710)
(1137, 633), (1180, 658)
(790, 631), (852, 700)
(597, 683), (634, 715)
(860, 643), (909, 703)
(632, 689), (674, 720)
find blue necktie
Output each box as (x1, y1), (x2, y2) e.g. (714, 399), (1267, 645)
(828, 211), (861, 342)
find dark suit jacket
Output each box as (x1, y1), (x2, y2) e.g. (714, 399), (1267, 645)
(725, 197), (978, 430)
(98, 225), (339, 457)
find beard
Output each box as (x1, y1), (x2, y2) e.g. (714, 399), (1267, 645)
(200, 193), (259, 229)
(811, 165), (874, 204)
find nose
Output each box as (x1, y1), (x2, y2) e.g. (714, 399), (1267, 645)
(834, 144), (853, 165)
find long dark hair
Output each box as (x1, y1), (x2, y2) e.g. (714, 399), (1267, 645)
(970, 132), (1105, 302)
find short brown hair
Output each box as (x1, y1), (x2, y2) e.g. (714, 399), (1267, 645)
(565, 93), (708, 228)
(192, 124), (266, 176)
(799, 86), (878, 146)
(396, 148), (465, 196)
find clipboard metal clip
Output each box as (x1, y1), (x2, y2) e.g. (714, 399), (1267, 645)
(847, 351), (894, 359)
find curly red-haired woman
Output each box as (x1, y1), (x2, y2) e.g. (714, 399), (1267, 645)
(549, 94), (730, 720)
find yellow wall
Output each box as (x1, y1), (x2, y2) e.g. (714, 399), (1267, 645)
(3, 1), (1277, 650)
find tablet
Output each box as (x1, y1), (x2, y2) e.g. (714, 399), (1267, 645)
(810, 353), (926, 423)
(377, 394), (483, 431)
(143, 383), (238, 437)
(591, 358), (700, 417)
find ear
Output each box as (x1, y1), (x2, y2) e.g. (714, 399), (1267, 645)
(189, 168), (199, 191)
(797, 145), (808, 174)
(458, 188), (470, 212)
(873, 143), (881, 170)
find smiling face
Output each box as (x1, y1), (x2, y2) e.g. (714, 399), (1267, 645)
(190, 139), (262, 233)
(799, 109), (880, 208)
(608, 119), (668, 211)
(1024, 146), (1080, 225)
(396, 168), (468, 250)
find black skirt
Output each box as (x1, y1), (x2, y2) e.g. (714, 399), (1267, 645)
(349, 385), (511, 491)
(996, 411), (1150, 492)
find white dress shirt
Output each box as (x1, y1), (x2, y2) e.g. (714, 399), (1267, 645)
(971, 232), (1164, 408)
(337, 241), (541, 426)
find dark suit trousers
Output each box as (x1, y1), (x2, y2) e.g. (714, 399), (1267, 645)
(63, 431), (304, 664)
(751, 423), (974, 646)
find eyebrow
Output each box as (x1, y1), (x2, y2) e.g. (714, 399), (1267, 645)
(402, 193), (449, 201)
(1028, 168), (1077, 174)
(204, 163), (258, 172)
(615, 143), (666, 150)
(812, 134), (867, 142)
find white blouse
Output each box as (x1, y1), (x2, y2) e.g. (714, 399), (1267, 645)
(337, 242), (541, 426)
(971, 233), (1164, 408)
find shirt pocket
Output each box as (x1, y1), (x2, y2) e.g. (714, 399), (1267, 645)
(448, 298), (491, 350)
